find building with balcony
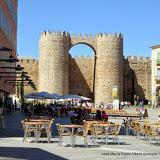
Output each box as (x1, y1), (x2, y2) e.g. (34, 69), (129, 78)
(151, 45), (160, 106)
(0, 0), (18, 107)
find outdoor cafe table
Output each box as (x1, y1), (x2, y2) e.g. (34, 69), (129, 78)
(108, 113), (143, 119)
(22, 119), (53, 143)
(90, 108), (143, 119)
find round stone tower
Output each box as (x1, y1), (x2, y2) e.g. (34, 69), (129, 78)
(94, 33), (123, 104)
(39, 31), (70, 95)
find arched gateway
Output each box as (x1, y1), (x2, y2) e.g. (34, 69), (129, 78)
(39, 31), (123, 104)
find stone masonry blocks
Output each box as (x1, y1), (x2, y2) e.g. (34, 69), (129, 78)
(38, 31), (123, 104)
(94, 35), (123, 104)
(39, 32), (70, 95)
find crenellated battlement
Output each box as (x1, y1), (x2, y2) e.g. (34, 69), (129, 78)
(96, 32), (123, 38)
(71, 54), (94, 59)
(125, 55), (151, 63)
(41, 30), (70, 38)
(41, 31), (123, 40)
(19, 55), (150, 64)
(18, 58), (38, 65)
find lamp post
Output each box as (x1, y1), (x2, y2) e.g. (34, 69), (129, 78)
(0, 55), (19, 63)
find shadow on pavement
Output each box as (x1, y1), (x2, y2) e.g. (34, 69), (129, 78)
(0, 147), (68, 160)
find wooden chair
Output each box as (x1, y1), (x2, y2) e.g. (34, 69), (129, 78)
(37, 120), (53, 143)
(69, 120), (102, 147)
(105, 124), (121, 144)
(72, 123), (88, 147)
(134, 120), (151, 140)
(90, 123), (105, 144)
(21, 121), (40, 142)
(56, 123), (73, 146)
(144, 125), (160, 144)
(91, 123), (121, 144)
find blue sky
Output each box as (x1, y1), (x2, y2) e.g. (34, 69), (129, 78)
(17, 0), (160, 59)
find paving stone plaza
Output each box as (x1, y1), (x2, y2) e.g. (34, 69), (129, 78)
(0, 108), (160, 160)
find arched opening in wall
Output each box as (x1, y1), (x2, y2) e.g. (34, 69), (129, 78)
(124, 71), (136, 103)
(69, 44), (96, 100)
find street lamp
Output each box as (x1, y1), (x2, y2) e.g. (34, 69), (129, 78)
(0, 71), (27, 74)
(0, 47), (12, 51)
(9, 81), (36, 90)
(0, 54), (19, 63)
(0, 64), (24, 70)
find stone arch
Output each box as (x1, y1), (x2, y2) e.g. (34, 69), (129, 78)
(70, 42), (96, 56)
(70, 35), (97, 54)
(124, 70), (135, 101)
(68, 41), (97, 99)
(156, 86), (160, 96)
(156, 86), (160, 93)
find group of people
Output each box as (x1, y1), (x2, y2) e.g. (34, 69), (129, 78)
(69, 108), (108, 124)
(21, 102), (94, 118)
(120, 101), (131, 108)
(95, 110), (108, 121)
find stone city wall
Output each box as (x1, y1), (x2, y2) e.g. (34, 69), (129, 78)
(123, 56), (151, 101)
(19, 55), (151, 102)
(18, 58), (38, 94)
(19, 31), (151, 103)
(69, 55), (94, 99)
(38, 31), (125, 104)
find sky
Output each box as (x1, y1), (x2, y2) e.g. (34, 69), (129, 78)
(17, 0), (160, 59)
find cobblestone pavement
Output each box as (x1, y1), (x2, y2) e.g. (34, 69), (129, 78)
(0, 108), (160, 160)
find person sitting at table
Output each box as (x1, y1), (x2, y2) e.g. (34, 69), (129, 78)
(77, 108), (82, 119)
(68, 109), (78, 124)
(95, 110), (102, 120)
(101, 111), (108, 122)
(82, 109), (90, 120)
